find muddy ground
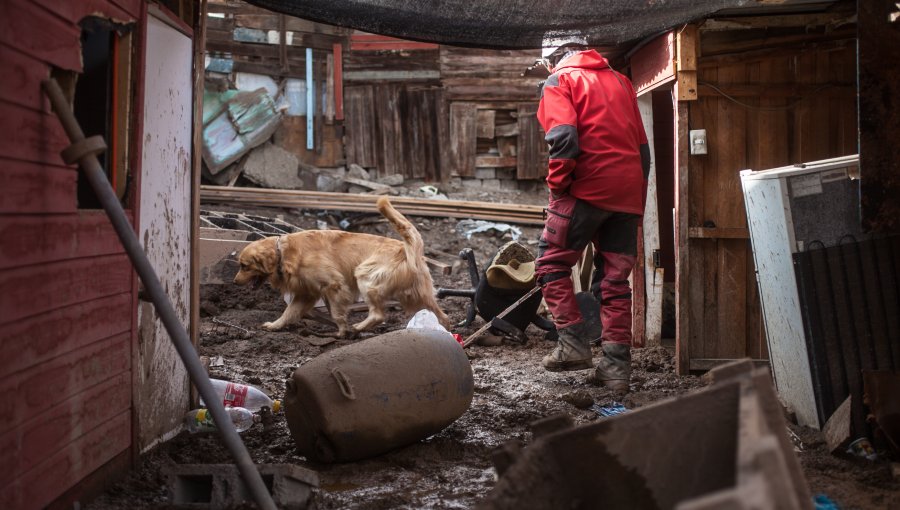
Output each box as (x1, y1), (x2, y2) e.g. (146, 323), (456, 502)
(90, 192), (898, 509)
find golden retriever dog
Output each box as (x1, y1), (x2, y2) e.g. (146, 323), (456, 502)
(233, 196), (450, 337)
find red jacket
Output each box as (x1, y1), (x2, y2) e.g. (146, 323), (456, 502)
(538, 50), (648, 215)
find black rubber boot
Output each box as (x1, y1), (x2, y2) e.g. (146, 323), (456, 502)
(594, 342), (631, 392)
(542, 321), (595, 372)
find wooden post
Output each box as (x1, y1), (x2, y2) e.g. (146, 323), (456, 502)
(278, 14), (288, 75)
(305, 47), (314, 150)
(676, 25), (699, 101)
(674, 94), (691, 375)
(190, 0), (207, 362)
(332, 42), (343, 120)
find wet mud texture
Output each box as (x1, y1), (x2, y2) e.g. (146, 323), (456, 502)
(88, 211), (899, 509)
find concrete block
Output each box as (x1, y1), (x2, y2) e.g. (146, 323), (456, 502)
(475, 168), (496, 179)
(199, 238), (250, 284)
(500, 179), (519, 190)
(167, 464), (318, 509)
(242, 144), (302, 189)
(482, 178), (501, 190)
(460, 178), (483, 189)
(496, 168), (516, 180)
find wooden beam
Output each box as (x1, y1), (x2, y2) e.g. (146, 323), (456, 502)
(674, 97), (690, 375)
(191, 0), (207, 349)
(200, 186), (545, 225)
(333, 42), (343, 120)
(676, 25), (699, 101)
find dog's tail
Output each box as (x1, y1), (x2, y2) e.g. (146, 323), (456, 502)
(377, 196), (424, 267)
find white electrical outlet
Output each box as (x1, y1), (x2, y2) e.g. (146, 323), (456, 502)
(690, 129), (707, 155)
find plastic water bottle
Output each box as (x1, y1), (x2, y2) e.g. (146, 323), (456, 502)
(200, 379), (282, 413)
(185, 407), (258, 433)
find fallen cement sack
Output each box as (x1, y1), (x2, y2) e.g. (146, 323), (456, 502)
(481, 360), (813, 510)
(284, 328), (474, 462)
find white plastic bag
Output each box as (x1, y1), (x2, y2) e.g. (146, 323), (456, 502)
(406, 309), (451, 336)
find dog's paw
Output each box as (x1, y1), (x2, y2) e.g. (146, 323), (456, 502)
(338, 328), (359, 340)
(262, 321), (281, 331)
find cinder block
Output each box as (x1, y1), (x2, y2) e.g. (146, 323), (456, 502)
(167, 464), (319, 509)
(496, 168), (516, 180)
(475, 168), (496, 179)
(500, 179), (519, 190)
(460, 178), (483, 189)
(482, 178), (501, 190)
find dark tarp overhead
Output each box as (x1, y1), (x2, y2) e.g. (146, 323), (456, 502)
(244, 0), (752, 49)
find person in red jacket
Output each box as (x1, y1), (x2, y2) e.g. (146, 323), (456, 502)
(535, 34), (650, 392)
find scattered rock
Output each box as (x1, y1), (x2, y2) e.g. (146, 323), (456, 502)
(561, 390), (594, 409)
(348, 163), (370, 180)
(376, 173), (405, 186)
(242, 144), (302, 189)
(316, 167), (348, 192)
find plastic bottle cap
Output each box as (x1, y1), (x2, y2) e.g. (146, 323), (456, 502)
(272, 399), (282, 413)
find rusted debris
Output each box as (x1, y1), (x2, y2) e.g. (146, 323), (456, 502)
(863, 371), (900, 455)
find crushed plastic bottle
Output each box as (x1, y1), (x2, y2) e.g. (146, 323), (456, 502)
(185, 406), (259, 433)
(200, 379), (282, 413)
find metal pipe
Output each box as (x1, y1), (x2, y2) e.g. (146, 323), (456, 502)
(42, 78), (277, 510)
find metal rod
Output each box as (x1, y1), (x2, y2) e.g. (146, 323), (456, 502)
(42, 79), (277, 510)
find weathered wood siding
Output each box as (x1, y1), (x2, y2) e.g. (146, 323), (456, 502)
(0, 0), (142, 507)
(685, 34), (857, 367)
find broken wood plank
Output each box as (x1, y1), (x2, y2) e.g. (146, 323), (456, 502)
(822, 396), (851, 453)
(495, 123), (519, 137)
(425, 257), (452, 276)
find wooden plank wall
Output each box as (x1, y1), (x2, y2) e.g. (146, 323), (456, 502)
(0, 0), (141, 507)
(344, 83), (442, 180)
(686, 33), (858, 366)
(441, 46), (541, 101)
(206, 2), (550, 182)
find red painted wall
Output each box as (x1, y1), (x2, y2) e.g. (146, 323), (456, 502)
(0, 0), (143, 508)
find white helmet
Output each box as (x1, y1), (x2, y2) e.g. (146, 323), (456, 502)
(541, 32), (588, 59)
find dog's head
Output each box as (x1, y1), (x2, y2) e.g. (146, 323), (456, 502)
(233, 237), (279, 288)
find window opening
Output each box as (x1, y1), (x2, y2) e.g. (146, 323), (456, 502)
(59, 17), (135, 209)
